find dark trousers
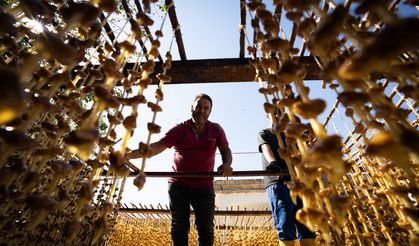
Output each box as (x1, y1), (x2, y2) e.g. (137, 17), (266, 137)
(168, 182), (215, 246)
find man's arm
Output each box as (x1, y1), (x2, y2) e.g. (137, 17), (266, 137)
(126, 141), (167, 159)
(217, 145), (233, 176)
(260, 144), (276, 162)
(148, 142), (167, 157)
(261, 143), (283, 171)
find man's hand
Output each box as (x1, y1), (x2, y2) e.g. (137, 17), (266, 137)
(124, 149), (134, 160)
(124, 141), (167, 160)
(266, 161), (282, 171)
(217, 163), (233, 176)
(125, 149), (143, 160)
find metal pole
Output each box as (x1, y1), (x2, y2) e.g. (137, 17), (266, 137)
(139, 170), (290, 177)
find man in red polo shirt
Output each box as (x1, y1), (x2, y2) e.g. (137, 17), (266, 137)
(128, 93), (233, 246)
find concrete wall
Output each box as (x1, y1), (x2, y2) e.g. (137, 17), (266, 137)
(213, 179), (272, 227)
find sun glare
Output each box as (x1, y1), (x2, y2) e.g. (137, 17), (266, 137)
(21, 17), (44, 34)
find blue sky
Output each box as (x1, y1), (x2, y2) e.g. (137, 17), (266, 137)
(117, 0), (323, 206)
(122, 82), (336, 206)
(117, 0), (281, 205)
(113, 1), (418, 206)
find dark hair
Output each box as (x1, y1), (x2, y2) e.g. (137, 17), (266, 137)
(194, 93), (213, 108)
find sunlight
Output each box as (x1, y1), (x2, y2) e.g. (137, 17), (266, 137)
(21, 17), (44, 34)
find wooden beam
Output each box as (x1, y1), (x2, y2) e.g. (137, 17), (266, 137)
(123, 56), (320, 83)
(120, 0), (149, 60)
(99, 13), (116, 43)
(120, 0), (133, 18)
(165, 0), (187, 61)
(133, 0), (163, 62)
(239, 0), (246, 58)
(289, 22), (298, 48)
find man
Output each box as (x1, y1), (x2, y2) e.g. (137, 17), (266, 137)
(257, 110), (315, 246)
(128, 93), (233, 246)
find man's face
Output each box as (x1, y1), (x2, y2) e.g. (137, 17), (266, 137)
(191, 98), (212, 125)
(268, 111), (280, 128)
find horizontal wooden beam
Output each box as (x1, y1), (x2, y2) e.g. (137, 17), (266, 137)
(153, 58), (255, 84)
(123, 56), (321, 84)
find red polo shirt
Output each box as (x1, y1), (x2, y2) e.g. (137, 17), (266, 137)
(159, 119), (229, 188)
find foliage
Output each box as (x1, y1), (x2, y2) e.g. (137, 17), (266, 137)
(0, 0), (12, 7)
(80, 88), (124, 136)
(157, 1), (167, 12)
(80, 92), (94, 110)
(98, 113), (109, 136)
